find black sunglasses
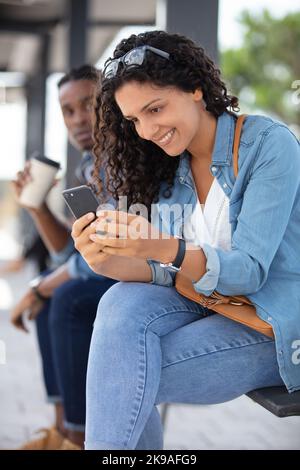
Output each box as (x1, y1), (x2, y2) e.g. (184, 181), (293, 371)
(103, 45), (170, 79)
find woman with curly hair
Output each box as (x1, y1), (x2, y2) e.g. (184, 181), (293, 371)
(72, 31), (300, 449)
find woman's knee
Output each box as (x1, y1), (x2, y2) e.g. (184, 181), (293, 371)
(94, 282), (157, 332)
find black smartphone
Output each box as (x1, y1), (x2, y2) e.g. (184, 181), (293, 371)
(62, 185), (99, 219)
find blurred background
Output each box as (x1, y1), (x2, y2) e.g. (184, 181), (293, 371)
(0, 0), (299, 450)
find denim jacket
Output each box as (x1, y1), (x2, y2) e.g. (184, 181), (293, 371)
(73, 112), (300, 392)
(149, 112), (300, 392)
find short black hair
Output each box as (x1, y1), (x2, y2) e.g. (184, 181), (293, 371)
(57, 64), (100, 89)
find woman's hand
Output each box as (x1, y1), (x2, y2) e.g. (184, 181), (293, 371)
(10, 289), (44, 333)
(71, 212), (112, 274)
(88, 210), (178, 263)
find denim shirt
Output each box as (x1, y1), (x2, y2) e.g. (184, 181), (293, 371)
(74, 112), (300, 391)
(148, 112), (300, 392)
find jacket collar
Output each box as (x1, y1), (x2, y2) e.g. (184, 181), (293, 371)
(211, 111), (236, 167)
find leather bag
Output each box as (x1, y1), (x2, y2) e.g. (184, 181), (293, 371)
(175, 115), (274, 338)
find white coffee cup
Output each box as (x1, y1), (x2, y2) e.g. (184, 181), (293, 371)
(19, 154), (61, 209)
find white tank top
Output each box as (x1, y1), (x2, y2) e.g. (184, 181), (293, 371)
(183, 178), (232, 251)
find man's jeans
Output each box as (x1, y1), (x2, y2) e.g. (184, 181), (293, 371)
(85, 282), (284, 449)
(35, 277), (116, 431)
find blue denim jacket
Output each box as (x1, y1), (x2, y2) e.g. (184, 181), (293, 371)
(73, 112), (300, 392)
(149, 112), (300, 392)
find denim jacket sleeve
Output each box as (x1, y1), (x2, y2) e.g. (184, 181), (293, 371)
(67, 252), (106, 280)
(193, 125), (300, 296)
(49, 237), (75, 268)
(146, 259), (176, 287)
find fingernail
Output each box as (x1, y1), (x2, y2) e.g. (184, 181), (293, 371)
(96, 210), (105, 217)
(87, 213), (95, 220)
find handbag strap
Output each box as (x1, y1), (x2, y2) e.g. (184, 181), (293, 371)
(233, 114), (247, 178)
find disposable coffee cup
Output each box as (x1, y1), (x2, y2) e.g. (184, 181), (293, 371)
(19, 154), (61, 209)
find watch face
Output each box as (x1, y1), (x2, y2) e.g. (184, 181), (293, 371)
(168, 265), (181, 272)
(159, 263), (181, 272)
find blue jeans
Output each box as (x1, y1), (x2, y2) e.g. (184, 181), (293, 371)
(35, 277), (116, 431)
(85, 282), (284, 450)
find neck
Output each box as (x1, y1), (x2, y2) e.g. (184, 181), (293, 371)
(188, 110), (217, 165)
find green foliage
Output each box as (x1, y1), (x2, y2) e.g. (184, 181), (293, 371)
(221, 10), (300, 125)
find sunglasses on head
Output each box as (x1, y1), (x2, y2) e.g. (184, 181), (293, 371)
(103, 45), (170, 79)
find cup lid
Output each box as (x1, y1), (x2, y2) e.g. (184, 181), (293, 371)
(31, 153), (61, 169)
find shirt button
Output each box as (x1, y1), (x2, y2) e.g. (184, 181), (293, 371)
(223, 183), (228, 189)
(279, 350), (283, 355)
(211, 166), (217, 173)
(267, 316), (272, 321)
(179, 177), (184, 183)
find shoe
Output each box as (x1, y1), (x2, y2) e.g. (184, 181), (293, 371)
(18, 427), (65, 450)
(59, 438), (81, 450)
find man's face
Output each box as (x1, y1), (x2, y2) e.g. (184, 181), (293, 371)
(59, 79), (96, 152)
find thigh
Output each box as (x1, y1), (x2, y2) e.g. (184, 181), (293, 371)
(50, 277), (116, 328)
(94, 282), (212, 338)
(156, 314), (284, 405)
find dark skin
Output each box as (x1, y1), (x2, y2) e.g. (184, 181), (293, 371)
(11, 79), (96, 252)
(59, 79), (95, 152)
(72, 82), (214, 286)
(10, 78), (97, 449)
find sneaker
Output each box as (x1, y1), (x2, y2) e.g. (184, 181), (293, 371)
(59, 438), (81, 450)
(18, 427), (65, 450)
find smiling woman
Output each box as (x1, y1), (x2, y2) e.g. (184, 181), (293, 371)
(92, 32), (238, 212)
(70, 30), (300, 450)
(115, 83), (204, 155)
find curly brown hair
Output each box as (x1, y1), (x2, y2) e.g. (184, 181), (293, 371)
(93, 30), (239, 211)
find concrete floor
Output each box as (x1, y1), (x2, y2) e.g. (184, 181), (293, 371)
(1, 260), (300, 450)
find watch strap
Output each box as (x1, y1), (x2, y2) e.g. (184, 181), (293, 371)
(172, 238), (186, 269)
(31, 285), (48, 302)
(160, 238), (186, 272)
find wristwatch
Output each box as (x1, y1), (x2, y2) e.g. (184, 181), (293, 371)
(160, 237), (186, 272)
(29, 275), (49, 302)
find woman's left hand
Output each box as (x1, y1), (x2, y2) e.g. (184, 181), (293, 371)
(89, 210), (177, 263)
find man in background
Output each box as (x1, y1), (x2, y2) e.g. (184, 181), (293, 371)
(10, 65), (116, 450)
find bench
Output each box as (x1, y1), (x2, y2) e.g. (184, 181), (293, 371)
(160, 385), (300, 427)
(246, 386), (300, 417)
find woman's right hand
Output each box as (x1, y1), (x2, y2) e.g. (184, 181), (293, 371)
(71, 212), (111, 274)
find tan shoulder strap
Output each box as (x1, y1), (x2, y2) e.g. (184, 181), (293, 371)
(233, 114), (247, 178)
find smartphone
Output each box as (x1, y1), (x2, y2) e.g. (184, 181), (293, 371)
(62, 185), (99, 219)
